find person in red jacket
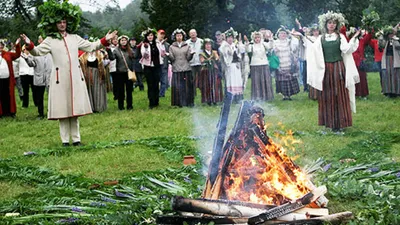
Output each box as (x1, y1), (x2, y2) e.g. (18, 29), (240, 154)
(369, 38), (384, 92)
(0, 39), (21, 118)
(340, 26), (372, 98)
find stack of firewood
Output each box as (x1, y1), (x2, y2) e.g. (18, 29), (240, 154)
(157, 101), (353, 224)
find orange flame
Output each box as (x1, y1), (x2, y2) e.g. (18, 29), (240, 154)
(222, 127), (309, 205)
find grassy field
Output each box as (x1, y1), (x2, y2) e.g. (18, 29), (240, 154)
(0, 72), (399, 224)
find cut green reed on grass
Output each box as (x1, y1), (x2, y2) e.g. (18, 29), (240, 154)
(0, 73), (399, 224)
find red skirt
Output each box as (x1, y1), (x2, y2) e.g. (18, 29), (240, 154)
(355, 68), (369, 97)
(318, 61), (352, 130)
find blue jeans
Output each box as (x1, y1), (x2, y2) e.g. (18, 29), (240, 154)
(159, 67), (169, 96)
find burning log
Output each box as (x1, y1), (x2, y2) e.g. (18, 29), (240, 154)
(257, 211), (353, 225)
(172, 196), (274, 217)
(248, 186), (327, 225)
(207, 93), (234, 187)
(156, 215), (249, 224)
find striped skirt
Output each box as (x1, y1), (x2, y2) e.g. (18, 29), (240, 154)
(382, 56), (400, 95)
(308, 86), (319, 100)
(355, 68), (369, 97)
(250, 65), (274, 101)
(85, 67), (107, 113)
(318, 61), (352, 130)
(199, 67), (224, 104)
(171, 71), (195, 107)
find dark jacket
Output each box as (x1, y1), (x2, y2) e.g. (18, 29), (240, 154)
(132, 45), (143, 72)
(108, 47), (134, 72)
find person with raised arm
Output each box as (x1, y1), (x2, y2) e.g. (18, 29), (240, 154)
(0, 38), (21, 118)
(20, 0), (117, 146)
(306, 11), (360, 132)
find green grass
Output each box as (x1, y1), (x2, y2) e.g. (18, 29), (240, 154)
(0, 72), (399, 224)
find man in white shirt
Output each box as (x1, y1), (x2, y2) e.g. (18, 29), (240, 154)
(186, 29), (203, 92)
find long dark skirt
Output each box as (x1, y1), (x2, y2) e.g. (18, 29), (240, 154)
(308, 86), (319, 100)
(251, 65), (274, 101)
(85, 67), (107, 112)
(382, 56), (400, 95)
(355, 68), (369, 97)
(199, 67), (223, 104)
(171, 71), (195, 107)
(275, 69), (300, 97)
(318, 61), (352, 130)
(0, 78), (11, 117)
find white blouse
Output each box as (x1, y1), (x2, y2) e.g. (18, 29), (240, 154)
(0, 55), (10, 78)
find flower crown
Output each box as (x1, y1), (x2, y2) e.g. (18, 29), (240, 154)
(224, 27), (238, 38)
(376, 25), (396, 38)
(141, 28), (157, 38)
(318, 11), (347, 33)
(172, 28), (187, 40)
(275, 26), (290, 38)
(251, 31), (263, 41)
(309, 24), (319, 32)
(201, 38), (214, 49)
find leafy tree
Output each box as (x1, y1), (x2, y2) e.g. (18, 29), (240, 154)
(141, 0), (219, 38)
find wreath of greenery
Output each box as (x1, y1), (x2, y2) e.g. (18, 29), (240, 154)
(224, 27), (238, 38)
(37, 0), (82, 39)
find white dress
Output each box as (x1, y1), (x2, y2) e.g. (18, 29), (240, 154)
(219, 41), (244, 95)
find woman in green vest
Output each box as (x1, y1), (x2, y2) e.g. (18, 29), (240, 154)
(306, 11), (360, 132)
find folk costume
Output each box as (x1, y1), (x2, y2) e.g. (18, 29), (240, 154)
(79, 50), (108, 113)
(303, 25), (321, 100)
(246, 31), (274, 101)
(340, 26), (372, 98)
(369, 38), (384, 91)
(274, 28), (300, 100)
(168, 29), (195, 107)
(307, 11), (360, 131)
(219, 28), (245, 103)
(378, 26), (400, 97)
(0, 42), (21, 117)
(199, 39), (224, 105)
(26, 0), (111, 145)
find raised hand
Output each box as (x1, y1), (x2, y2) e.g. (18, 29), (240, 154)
(15, 38), (21, 45)
(105, 30), (118, 41)
(353, 30), (361, 39)
(243, 35), (249, 43)
(20, 34), (31, 45)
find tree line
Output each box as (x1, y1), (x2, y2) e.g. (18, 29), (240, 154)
(1, 0), (400, 43)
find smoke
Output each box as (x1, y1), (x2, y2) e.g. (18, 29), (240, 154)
(191, 101), (280, 177)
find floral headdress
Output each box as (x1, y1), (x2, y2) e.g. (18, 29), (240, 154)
(251, 31), (263, 41)
(88, 37), (99, 42)
(37, 0), (82, 39)
(376, 25), (396, 38)
(201, 38), (214, 50)
(118, 35), (129, 41)
(309, 24), (320, 32)
(141, 28), (157, 39)
(275, 26), (289, 39)
(172, 28), (187, 40)
(318, 11), (347, 33)
(224, 27), (238, 38)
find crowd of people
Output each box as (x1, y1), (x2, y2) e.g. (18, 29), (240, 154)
(0, 0), (399, 146)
